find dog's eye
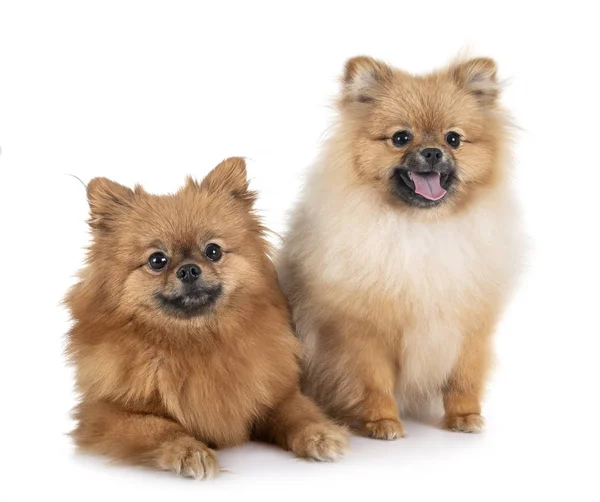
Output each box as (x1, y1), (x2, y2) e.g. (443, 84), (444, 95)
(446, 132), (461, 148)
(148, 252), (169, 271)
(392, 130), (412, 147)
(205, 243), (222, 262)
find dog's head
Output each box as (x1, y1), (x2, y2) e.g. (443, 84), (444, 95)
(337, 56), (508, 215)
(85, 158), (270, 327)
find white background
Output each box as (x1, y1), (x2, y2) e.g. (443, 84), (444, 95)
(1, 1), (599, 500)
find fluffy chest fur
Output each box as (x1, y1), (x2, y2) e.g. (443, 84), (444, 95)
(71, 320), (298, 447)
(288, 176), (520, 400)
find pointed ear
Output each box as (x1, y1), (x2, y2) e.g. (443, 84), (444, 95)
(184, 175), (200, 191)
(201, 157), (248, 193)
(341, 56), (393, 105)
(87, 177), (136, 231)
(451, 57), (499, 107)
(200, 157), (255, 205)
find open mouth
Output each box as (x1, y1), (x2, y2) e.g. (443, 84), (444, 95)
(398, 170), (452, 201)
(156, 285), (222, 318)
(392, 168), (455, 207)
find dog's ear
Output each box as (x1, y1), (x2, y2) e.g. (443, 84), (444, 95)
(450, 57), (499, 107)
(341, 56), (393, 105)
(200, 157), (256, 207)
(87, 177), (138, 231)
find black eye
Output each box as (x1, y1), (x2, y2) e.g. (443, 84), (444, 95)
(392, 130), (412, 147)
(446, 131), (461, 148)
(148, 252), (169, 271)
(205, 243), (222, 262)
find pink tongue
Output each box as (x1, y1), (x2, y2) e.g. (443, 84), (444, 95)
(411, 172), (446, 201)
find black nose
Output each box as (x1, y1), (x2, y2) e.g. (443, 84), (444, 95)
(176, 264), (201, 283)
(421, 148), (443, 168)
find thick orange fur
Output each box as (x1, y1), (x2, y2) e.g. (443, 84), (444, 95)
(279, 56), (523, 437)
(65, 158), (347, 479)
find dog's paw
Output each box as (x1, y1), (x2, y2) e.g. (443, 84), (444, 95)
(155, 436), (220, 479)
(289, 422), (349, 461)
(363, 418), (405, 440)
(443, 413), (485, 433)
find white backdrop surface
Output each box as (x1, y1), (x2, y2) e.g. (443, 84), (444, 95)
(0, 1), (598, 500)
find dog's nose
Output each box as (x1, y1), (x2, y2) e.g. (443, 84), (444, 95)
(176, 264), (201, 283)
(420, 148), (443, 168)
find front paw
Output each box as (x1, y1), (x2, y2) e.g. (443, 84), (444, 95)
(363, 418), (405, 440)
(443, 413), (485, 433)
(155, 436), (220, 479)
(289, 422), (349, 461)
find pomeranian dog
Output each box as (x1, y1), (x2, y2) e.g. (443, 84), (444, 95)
(65, 157), (347, 479)
(279, 56), (523, 438)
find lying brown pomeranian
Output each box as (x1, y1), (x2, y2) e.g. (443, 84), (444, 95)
(279, 56), (524, 438)
(65, 157), (347, 479)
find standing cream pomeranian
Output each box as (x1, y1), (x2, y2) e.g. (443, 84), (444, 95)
(279, 56), (523, 438)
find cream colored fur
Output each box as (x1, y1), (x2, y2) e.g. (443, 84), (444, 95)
(280, 132), (522, 415)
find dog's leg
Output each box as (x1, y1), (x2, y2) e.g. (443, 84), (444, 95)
(304, 319), (405, 440)
(358, 385), (405, 440)
(73, 401), (220, 479)
(254, 390), (348, 461)
(442, 322), (493, 433)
